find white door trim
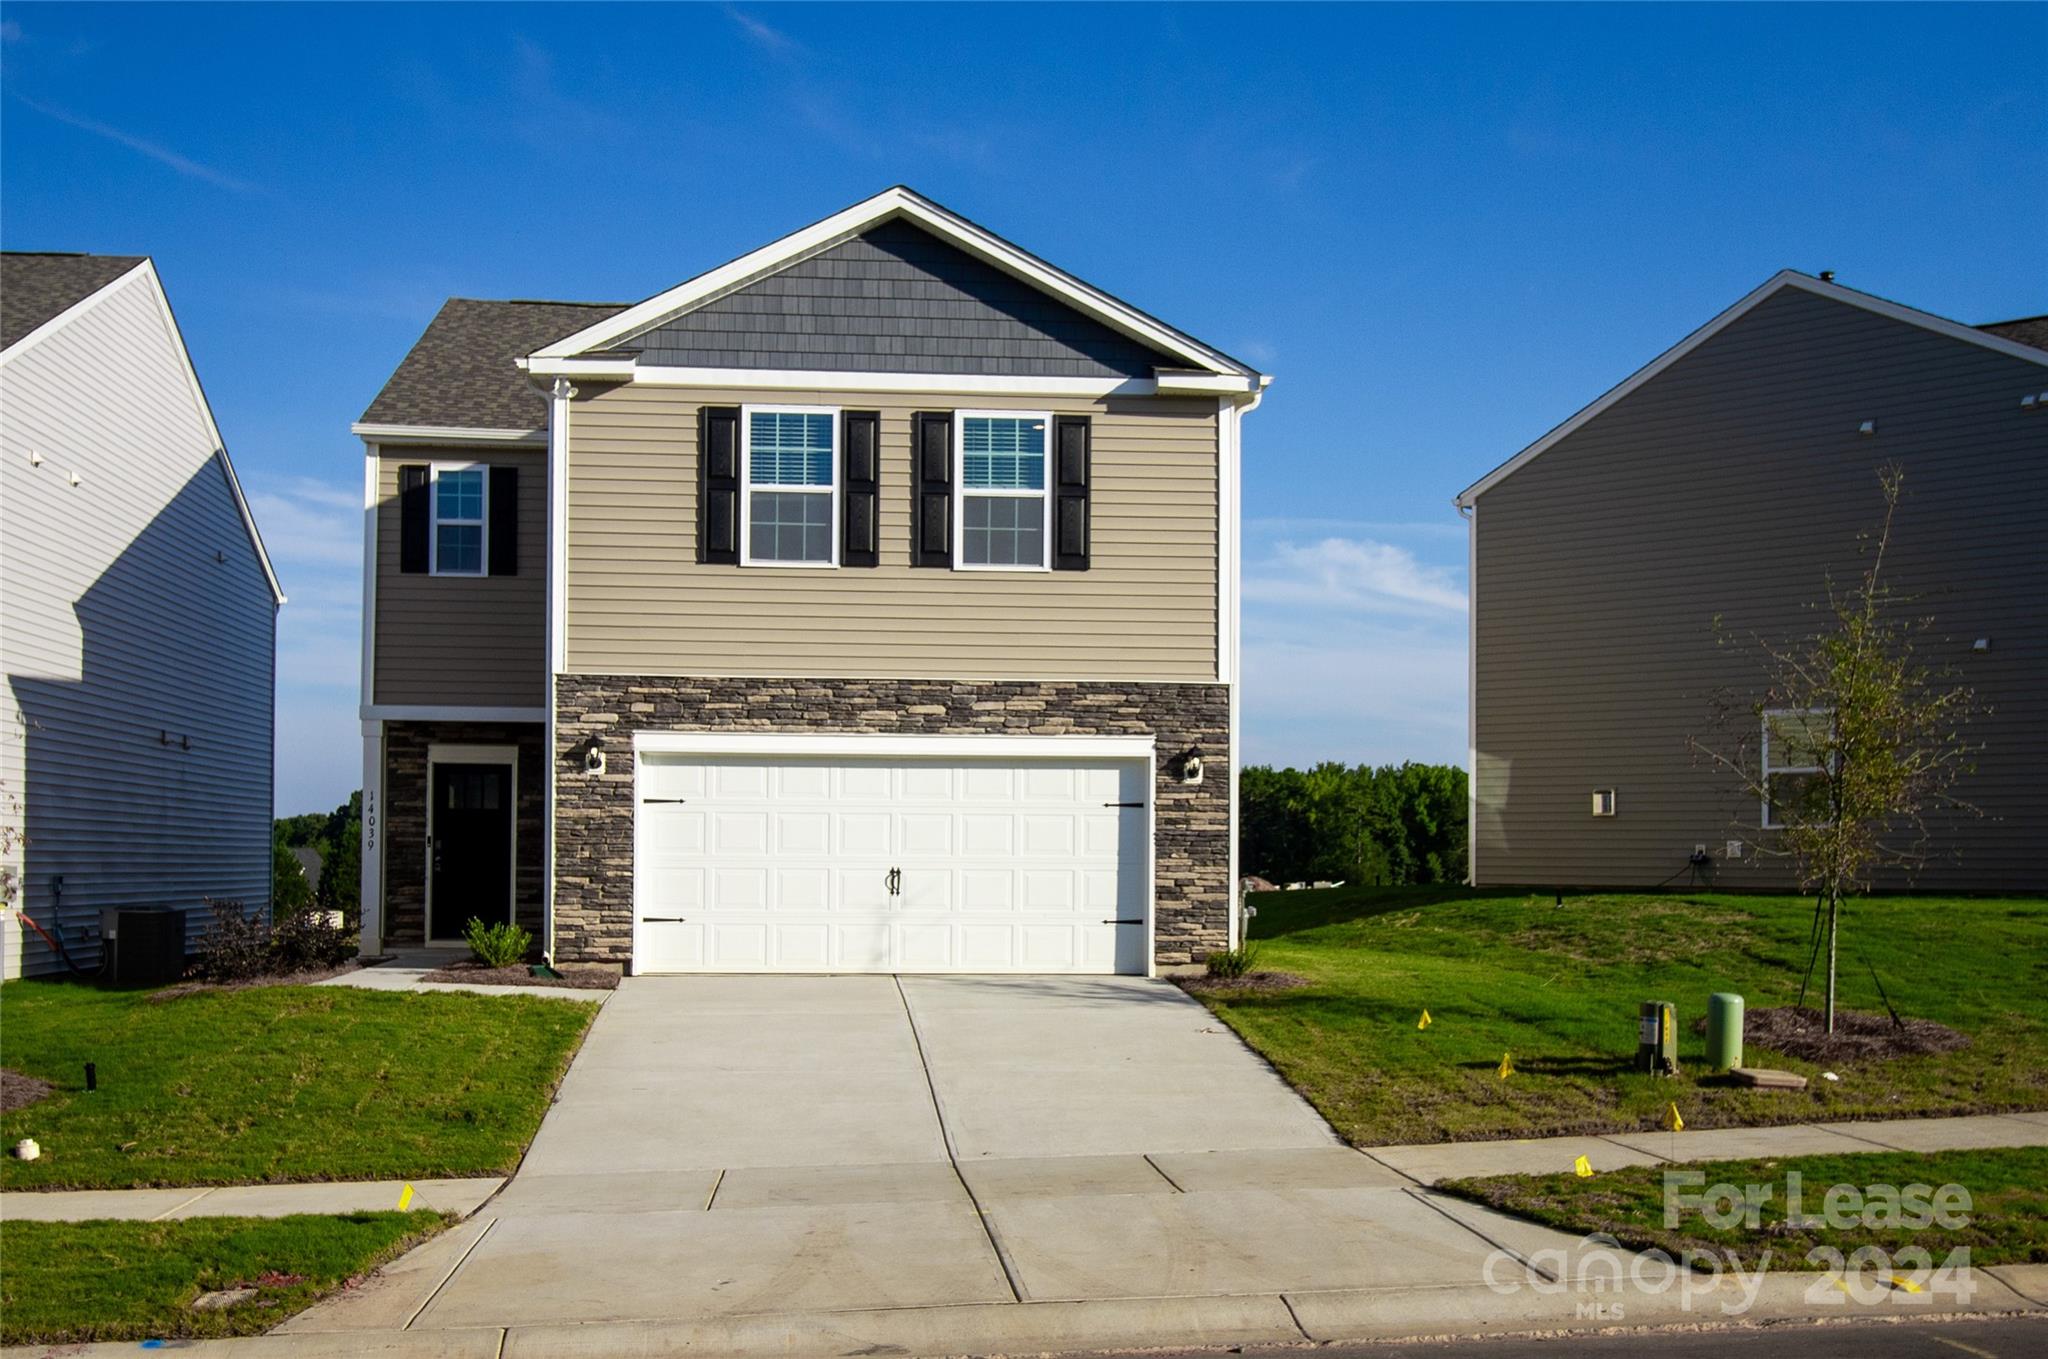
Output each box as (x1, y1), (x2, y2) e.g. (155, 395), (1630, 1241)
(425, 743), (519, 945)
(628, 732), (1158, 975)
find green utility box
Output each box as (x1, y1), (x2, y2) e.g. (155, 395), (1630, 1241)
(1636, 1000), (1678, 1075)
(1707, 992), (1744, 1071)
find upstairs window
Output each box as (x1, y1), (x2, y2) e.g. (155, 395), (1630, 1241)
(742, 406), (838, 566)
(957, 412), (1050, 570)
(1762, 708), (1835, 829)
(431, 465), (487, 575)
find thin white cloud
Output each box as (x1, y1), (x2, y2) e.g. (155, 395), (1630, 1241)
(726, 5), (799, 53)
(245, 479), (361, 571)
(11, 93), (259, 194)
(1244, 536), (1468, 617)
(1245, 515), (1466, 540)
(1, 20), (23, 42)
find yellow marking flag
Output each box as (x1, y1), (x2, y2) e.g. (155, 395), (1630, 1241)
(1418, 1010), (1432, 1030)
(1497, 1051), (1514, 1080)
(1887, 1275), (1923, 1294)
(1663, 1102), (1685, 1132)
(1573, 1155), (1594, 1178)
(397, 1183), (415, 1211)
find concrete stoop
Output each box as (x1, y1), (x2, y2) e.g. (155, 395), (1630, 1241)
(7, 1268), (2042, 1359)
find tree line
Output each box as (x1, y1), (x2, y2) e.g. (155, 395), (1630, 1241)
(1239, 762), (1468, 887)
(273, 790), (362, 922)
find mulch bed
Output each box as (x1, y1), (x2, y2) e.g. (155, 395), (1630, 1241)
(1175, 970), (1312, 996)
(1, 1068), (54, 1112)
(148, 962), (363, 1003)
(1739, 1004), (1970, 1064)
(420, 961), (618, 990)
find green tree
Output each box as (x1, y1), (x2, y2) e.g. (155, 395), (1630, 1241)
(1690, 467), (1979, 1032)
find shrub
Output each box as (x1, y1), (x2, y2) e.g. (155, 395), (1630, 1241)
(193, 898), (269, 981)
(1205, 943), (1259, 979)
(465, 918), (532, 969)
(271, 909), (358, 972)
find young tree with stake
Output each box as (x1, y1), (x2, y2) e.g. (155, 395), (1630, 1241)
(1690, 465), (1979, 1033)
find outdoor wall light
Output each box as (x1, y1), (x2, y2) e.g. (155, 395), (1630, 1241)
(583, 742), (606, 776)
(1176, 749), (1204, 786)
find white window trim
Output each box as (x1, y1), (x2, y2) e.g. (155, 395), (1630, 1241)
(1760, 706), (1834, 830)
(429, 461), (489, 577)
(954, 409), (1054, 573)
(739, 403), (840, 568)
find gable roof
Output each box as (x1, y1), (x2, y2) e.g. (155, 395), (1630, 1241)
(0, 254), (284, 605)
(1457, 271), (2048, 509)
(2, 252), (148, 351)
(533, 186), (1265, 384)
(357, 298), (628, 434)
(1979, 315), (2048, 352)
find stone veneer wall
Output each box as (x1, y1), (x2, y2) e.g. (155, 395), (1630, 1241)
(552, 677), (1231, 969)
(381, 721), (546, 944)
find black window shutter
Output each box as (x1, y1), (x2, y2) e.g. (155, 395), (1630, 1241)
(1053, 416), (1091, 571)
(488, 466), (518, 575)
(841, 410), (880, 567)
(398, 464), (430, 574)
(912, 411), (952, 567)
(698, 406), (740, 565)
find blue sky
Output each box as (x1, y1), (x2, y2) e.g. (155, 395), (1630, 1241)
(4, 3), (2042, 814)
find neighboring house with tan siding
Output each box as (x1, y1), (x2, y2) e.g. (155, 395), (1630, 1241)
(1458, 271), (2047, 892)
(353, 187), (1266, 974)
(1, 253), (283, 977)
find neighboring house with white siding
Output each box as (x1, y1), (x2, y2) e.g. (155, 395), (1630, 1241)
(0, 252), (283, 978)
(355, 186), (1265, 975)
(1458, 271), (2047, 892)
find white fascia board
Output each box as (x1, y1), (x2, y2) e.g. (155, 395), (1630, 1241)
(517, 357), (636, 381)
(531, 186), (1262, 380)
(1456, 270), (2048, 509)
(623, 366), (1159, 398)
(631, 731), (1157, 761)
(352, 422), (545, 445)
(1155, 372), (1263, 397)
(360, 704), (548, 723)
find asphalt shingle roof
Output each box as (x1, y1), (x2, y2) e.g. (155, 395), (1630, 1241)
(359, 298), (628, 430)
(1978, 315), (2048, 353)
(1, 252), (148, 351)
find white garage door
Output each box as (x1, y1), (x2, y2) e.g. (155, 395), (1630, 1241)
(633, 749), (1150, 974)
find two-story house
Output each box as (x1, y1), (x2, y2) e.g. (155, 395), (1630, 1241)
(354, 188), (1266, 974)
(2, 252), (282, 977)
(1458, 271), (2046, 891)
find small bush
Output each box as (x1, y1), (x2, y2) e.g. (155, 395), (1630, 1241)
(193, 898), (268, 982)
(1205, 943), (1259, 979)
(465, 919), (532, 969)
(271, 909), (357, 972)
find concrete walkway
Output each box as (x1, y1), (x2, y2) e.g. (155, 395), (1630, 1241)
(314, 948), (613, 1002)
(0, 1177), (501, 1223)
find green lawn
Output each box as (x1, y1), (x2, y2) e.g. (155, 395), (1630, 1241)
(0, 980), (595, 1190)
(1194, 886), (2048, 1145)
(1440, 1146), (2048, 1269)
(0, 1211), (449, 1345)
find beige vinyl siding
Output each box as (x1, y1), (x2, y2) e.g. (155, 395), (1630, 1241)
(1471, 284), (2047, 892)
(373, 446), (546, 706)
(565, 385), (1219, 680)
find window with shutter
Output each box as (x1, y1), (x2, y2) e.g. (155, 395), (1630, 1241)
(429, 464), (487, 576)
(742, 405), (839, 566)
(954, 412), (1051, 571)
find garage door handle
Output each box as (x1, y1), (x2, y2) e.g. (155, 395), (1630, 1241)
(1102, 917), (1143, 925)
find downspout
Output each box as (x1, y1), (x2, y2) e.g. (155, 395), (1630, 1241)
(1225, 382), (1266, 952)
(1458, 496), (1476, 887)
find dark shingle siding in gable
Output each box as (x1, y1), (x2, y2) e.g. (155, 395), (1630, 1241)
(1, 253), (149, 350)
(359, 298), (628, 430)
(624, 220), (1179, 378)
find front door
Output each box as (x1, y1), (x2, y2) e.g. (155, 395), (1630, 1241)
(430, 761), (513, 940)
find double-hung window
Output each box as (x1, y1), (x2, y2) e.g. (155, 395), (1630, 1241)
(430, 464), (487, 576)
(956, 412), (1051, 570)
(742, 406), (838, 566)
(1761, 708), (1835, 829)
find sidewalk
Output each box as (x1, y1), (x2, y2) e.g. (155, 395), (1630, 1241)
(314, 948), (613, 1002)
(1, 1177), (501, 1223)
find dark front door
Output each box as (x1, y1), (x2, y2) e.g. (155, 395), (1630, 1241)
(430, 762), (513, 939)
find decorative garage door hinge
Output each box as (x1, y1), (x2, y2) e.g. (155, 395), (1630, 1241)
(1101, 917), (1144, 925)
(1103, 800), (1144, 808)
(641, 798), (689, 804)
(641, 916), (689, 923)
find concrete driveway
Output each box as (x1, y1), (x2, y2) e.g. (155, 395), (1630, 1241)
(286, 975), (1593, 1345)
